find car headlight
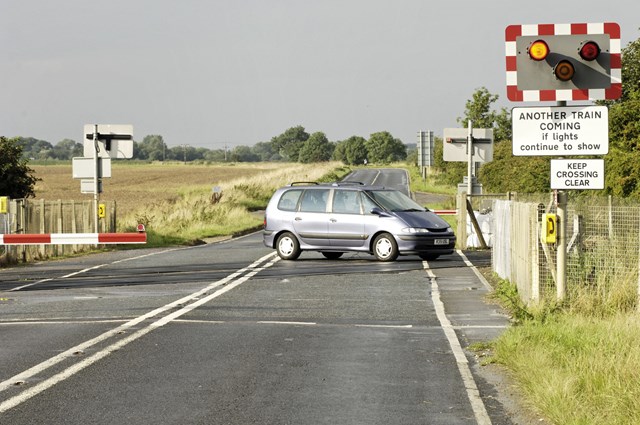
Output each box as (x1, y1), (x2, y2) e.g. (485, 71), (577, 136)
(402, 227), (430, 234)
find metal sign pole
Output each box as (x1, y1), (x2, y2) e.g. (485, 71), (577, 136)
(93, 124), (100, 233)
(467, 120), (473, 195)
(556, 101), (567, 301)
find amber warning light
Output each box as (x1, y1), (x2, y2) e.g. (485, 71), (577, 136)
(528, 40), (549, 61)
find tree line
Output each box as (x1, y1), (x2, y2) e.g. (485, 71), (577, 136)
(9, 129), (407, 166)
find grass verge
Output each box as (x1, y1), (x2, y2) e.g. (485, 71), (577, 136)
(483, 272), (640, 425)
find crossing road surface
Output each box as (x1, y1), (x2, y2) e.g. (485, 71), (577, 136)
(0, 232), (516, 424)
(344, 168), (411, 196)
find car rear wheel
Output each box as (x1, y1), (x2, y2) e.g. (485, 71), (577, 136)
(321, 252), (344, 260)
(276, 232), (301, 260)
(373, 233), (398, 261)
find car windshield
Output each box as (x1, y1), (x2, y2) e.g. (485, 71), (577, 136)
(365, 190), (426, 212)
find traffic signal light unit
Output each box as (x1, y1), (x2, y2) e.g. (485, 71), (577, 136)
(505, 23), (621, 102)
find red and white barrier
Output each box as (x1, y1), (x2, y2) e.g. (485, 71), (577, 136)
(0, 232), (146, 245)
(432, 210), (458, 216)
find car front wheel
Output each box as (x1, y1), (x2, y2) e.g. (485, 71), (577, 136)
(276, 232), (301, 260)
(373, 233), (398, 261)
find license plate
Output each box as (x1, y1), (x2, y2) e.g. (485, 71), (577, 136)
(434, 239), (449, 245)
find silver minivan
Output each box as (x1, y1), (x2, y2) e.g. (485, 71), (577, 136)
(263, 182), (456, 261)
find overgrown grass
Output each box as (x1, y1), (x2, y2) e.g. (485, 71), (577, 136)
(485, 261), (640, 424)
(406, 165), (458, 196)
(493, 314), (640, 425)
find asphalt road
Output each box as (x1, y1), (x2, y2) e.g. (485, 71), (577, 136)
(343, 168), (411, 196)
(0, 231), (517, 425)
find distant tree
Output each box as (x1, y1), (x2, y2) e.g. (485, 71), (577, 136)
(252, 141), (277, 161)
(53, 139), (83, 160)
(16, 137), (54, 160)
(230, 145), (260, 162)
(457, 87), (511, 142)
(365, 132), (406, 163)
(0, 137), (40, 198)
(138, 135), (167, 161)
(298, 132), (333, 163)
(270, 126), (309, 162)
(342, 136), (368, 165)
(332, 140), (346, 162)
(204, 149), (227, 162)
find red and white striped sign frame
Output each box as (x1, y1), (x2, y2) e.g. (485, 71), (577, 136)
(0, 232), (147, 245)
(505, 22), (621, 102)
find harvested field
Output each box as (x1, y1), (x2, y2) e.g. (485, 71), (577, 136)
(31, 162), (286, 218)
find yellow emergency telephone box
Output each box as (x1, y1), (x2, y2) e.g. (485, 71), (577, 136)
(542, 213), (557, 244)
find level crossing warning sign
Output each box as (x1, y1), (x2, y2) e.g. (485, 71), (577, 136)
(512, 105), (608, 156)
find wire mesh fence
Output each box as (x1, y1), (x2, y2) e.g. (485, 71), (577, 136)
(491, 194), (640, 308)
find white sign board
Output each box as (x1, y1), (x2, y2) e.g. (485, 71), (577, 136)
(551, 159), (604, 190)
(72, 157), (111, 179)
(80, 179), (103, 194)
(512, 106), (608, 156)
(83, 124), (134, 159)
(443, 128), (494, 162)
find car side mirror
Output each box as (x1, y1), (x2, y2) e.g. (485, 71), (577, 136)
(371, 207), (390, 217)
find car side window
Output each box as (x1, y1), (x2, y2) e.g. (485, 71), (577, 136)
(299, 189), (329, 213)
(278, 189), (302, 211)
(332, 189), (361, 214)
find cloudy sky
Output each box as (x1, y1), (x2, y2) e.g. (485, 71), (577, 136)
(2, 0), (638, 149)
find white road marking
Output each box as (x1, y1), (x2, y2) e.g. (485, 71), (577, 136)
(7, 247), (186, 292)
(457, 249), (493, 291)
(424, 262), (492, 425)
(257, 321), (317, 326)
(354, 324), (413, 328)
(0, 320), (129, 325)
(0, 252), (279, 413)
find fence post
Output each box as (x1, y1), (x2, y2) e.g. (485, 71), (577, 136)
(457, 193), (468, 249)
(557, 191), (568, 301)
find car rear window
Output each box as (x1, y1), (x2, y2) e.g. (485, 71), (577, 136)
(278, 189), (302, 211)
(299, 189), (330, 213)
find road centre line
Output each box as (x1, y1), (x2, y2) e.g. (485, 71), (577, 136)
(424, 262), (492, 425)
(0, 252), (278, 413)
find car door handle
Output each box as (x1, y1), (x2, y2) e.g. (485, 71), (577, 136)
(295, 217), (302, 221)
(330, 218), (337, 223)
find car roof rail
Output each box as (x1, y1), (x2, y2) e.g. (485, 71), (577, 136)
(288, 181), (319, 186)
(332, 181), (365, 186)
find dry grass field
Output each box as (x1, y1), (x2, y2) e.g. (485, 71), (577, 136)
(30, 161), (345, 241)
(32, 162), (282, 217)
